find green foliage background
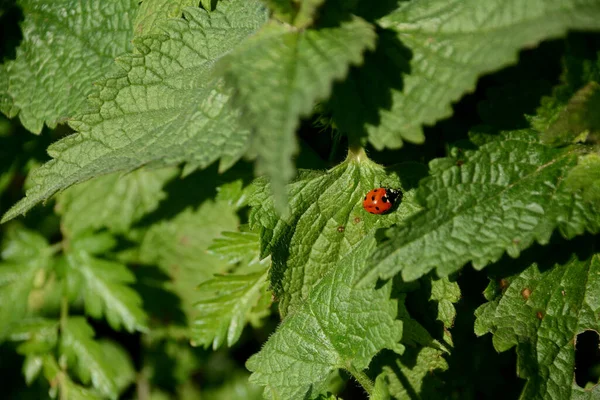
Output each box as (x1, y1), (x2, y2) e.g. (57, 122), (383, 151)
(1, 0), (600, 399)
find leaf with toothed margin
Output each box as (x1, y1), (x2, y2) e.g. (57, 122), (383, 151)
(334, 0), (600, 150)
(262, 0), (326, 27)
(60, 317), (119, 399)
(475, 246), (600, 399)
(0, 0), (137, 134)
(191, 268), (270, 349)
(246, 237), (403, 399)
(249, 154), (425, 315)
(224, 16), (376, 210)
(134, 0), (199, 36)
(64, 237), (147, 333)
(56, 167), (179, 237)
(1, 1), (268, 223)
(360, 129), (600, 285)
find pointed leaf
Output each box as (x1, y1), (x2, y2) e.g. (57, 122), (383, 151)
(263, 0), (325, 27)
(65, 248), (147, 332)
(475, 250), (600, 399)
(191, 268), (270, 349)
(56, 167), (178, 236)
(0, 226), (51, 339)
(60, 317), (119, 399)
(250, 156), (425, 314)
(246, 238), (403, 399)
(0, 0), (137, 133)
(363, 130), (600, 283)
(337, 0), (600, 149)
(225, 16), (376, 208)
(2, 1), (268, 222)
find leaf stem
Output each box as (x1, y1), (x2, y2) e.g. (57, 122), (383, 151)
(347, 366), (374, 395)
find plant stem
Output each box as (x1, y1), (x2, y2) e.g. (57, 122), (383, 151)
(348, 366), (374, 396)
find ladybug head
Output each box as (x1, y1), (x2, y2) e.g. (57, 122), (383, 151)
(384, 188), (402, 203)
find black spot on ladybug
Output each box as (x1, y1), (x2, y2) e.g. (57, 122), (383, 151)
(375, 206), (380, 211)
(382, 196), (388, 203)
(371, 195), (375, 201)
(364, 196), (367, 200)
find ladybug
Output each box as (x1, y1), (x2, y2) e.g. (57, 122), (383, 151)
(362, 187), (402, 214)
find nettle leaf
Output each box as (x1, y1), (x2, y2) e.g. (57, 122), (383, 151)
(263, 0), (325, 27)
(134, 0), (199, 36)
(225, 16), (376, 208)
(65, 243), (147, 332)
(0, 226), (51, 339)
(362, 130), (600, 283)
(1, 1), (268, 223)
(250, 154), (424, 314)
(56, 167), (178, 236)
(208, 229), (263, 268)
(137, 197), (240, 331)
(337, 0), (600, 149)
(0, 0), (137, 133)
(60, 317), (119, 399)
(474, 250), (600, 399)
(9, 318), (59, 356)
(246, 238), (403, 399)
(191, 268), (270, 349)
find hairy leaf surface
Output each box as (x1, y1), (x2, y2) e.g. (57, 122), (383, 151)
(2, 1), (267, 222)
(338, 0), (600, 149)
(247, 238), (403, 399)
(363, 130), (600, 283)
(475, 248), (600, 399)
(250, 155), (424, 314)
(225, 16), (376, 208)
(0, 0), (137, 133)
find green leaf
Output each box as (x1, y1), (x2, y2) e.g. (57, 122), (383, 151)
(246, 237), (403, 399)
(0, 226), (51, 339)
(208, 227), (264, 269)
(565, 153), (600, 203)
(541, 82), (600, 146)
(263, 0), (325, 27)
(134, 0), (199, 36)
(1, 1), (268, 223)
(60, 317), (119, 399)
(138, 196), (240, 332)
(225, 16), (376, 209)
(42, 355), (103, 400)
(65, 246), (147, 332)
(191, 268), (270, 349)
(0, 0), (137, 133)
(9, 317), (59, 355)
(474, 249), (600, 399)
(362, 130), (600, 284)
(201, 372), (263, 400)
(98, 340), (136, 393)
(339, 0), (600, 149)
(430, 277), (461, 328)
(250, 154), (425, 314)
(56, 167), (178, 236)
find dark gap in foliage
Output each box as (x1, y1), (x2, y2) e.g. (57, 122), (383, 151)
(0, 0), (22, 62)
(575, 330), (600, 389)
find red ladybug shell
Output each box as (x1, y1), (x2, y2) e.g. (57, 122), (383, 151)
(362, 188), (401, 214)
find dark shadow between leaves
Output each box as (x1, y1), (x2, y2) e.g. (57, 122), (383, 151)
(132, 265), (187, 328)
(328, 27), (411, 145)
(136, 160), (254, 227)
